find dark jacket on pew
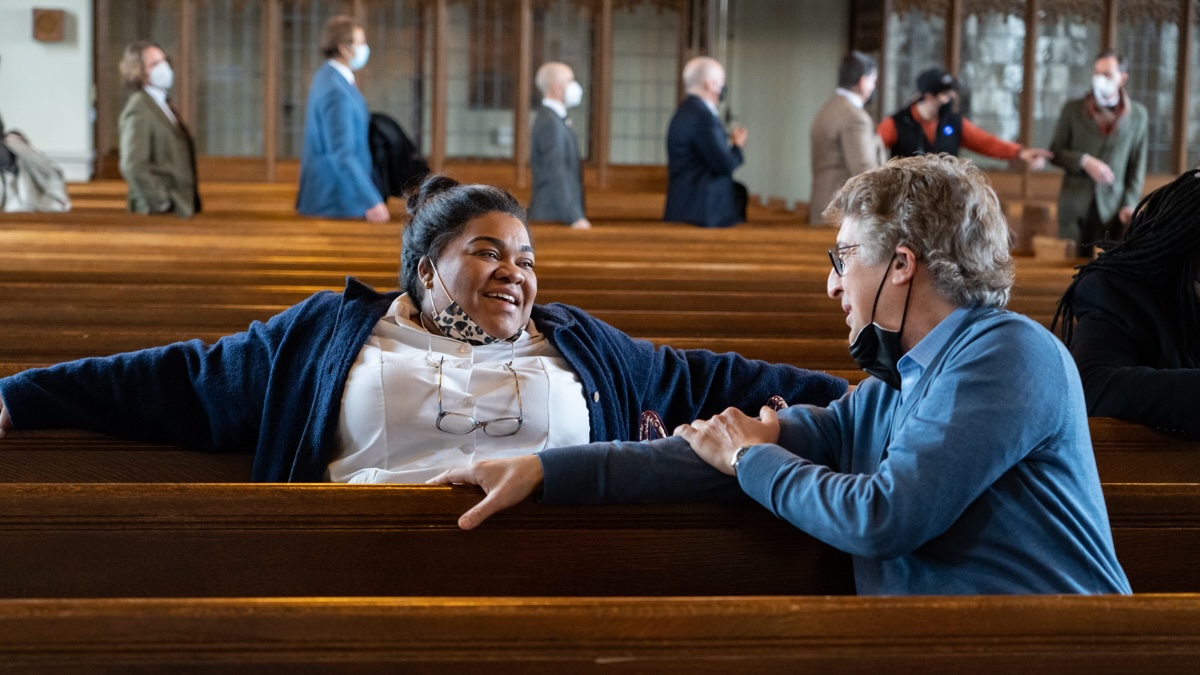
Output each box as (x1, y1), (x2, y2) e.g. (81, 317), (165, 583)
(1068, 270), (1200, 439)
(0, 278), (846, 481)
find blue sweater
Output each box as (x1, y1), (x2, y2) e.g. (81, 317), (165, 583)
(0, 278), (846, 482)
(540, 307), (1130, 595)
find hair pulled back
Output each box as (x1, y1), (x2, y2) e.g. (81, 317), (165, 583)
(1055, 170), (1200, 350)
(399, 175), (528, 302)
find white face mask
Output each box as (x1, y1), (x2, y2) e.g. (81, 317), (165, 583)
(148, 61), (174, 91)
(564, 80), (583, 108)
(348, 44), (370, 71)
(1092, 73), (1119, 103)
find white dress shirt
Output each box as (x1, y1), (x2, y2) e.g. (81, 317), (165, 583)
(143, 85), (176, 124)
(327, 294), (592, 483)
(835, 87), (865, 109)
(328, 59), (355, 85)
(541, 97), (567, 119)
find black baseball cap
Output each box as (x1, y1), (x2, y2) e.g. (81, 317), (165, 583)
(917, 68), (958, 96)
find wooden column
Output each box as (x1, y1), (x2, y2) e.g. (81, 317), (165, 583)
(1020, 0), (1039, 198)
(596, 0), (613, 189)
(1174, 0), (1195, 173)
(263, 0), (281, 182)
(514, 0), (533, 187)
(430, 0), (448, 174)
(177, 0), (196, 129)
(1102, 0), (1119, 50)
(946, 0), (963, 74)
(94, 0), (113, 176)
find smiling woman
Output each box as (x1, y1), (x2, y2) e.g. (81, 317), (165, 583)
(0, 175), (847, 483)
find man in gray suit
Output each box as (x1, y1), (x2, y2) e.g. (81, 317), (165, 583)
(1050, 51), (1148, 256)
(528, 62), (590, 229)
(808, 51), (883, 224)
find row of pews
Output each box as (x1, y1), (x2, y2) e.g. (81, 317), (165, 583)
(0, 180), (1198, 670)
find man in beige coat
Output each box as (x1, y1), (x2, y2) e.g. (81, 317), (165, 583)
(808, 51), (883, 224)
(117, 42), (201, 218)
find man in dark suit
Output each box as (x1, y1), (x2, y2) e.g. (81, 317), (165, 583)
(664, 57), (747, 228)
(528, 62), (589, 229)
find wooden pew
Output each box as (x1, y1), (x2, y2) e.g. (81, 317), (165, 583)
(0, 483), (855, 598)
(2, 418), (1192, 485)
(0, 482), (1193, 597)
(0, 594), (1197, 672)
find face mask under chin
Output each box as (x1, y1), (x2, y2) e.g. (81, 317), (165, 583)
(426, 264), (523, 346)
(847, 255), (911, 390)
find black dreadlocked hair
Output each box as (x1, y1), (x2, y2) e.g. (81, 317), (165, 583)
(1053, 169), (1200, 351)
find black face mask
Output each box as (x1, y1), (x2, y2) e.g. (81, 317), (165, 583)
(718, 84), (728, 103)
(847, 255), (912, 390)
(937, 98), (955, 117)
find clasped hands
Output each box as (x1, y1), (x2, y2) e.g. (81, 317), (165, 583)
(428, 406), (781, 530)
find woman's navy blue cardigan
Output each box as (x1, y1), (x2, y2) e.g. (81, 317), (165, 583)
(0, 278), (847, 481)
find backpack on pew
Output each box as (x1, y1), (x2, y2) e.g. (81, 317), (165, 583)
(639, 396), (789, 441)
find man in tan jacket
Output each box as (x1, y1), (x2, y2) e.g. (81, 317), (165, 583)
(117, 42), (201, 218)
(808, 51), (883, 224)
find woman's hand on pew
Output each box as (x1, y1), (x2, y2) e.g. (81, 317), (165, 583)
(0, 402), (9, 439)
(428, 455), (545, 530)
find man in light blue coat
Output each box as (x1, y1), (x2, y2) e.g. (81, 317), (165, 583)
(434, 155), (1131, 596)
(296, 15), (389, 223)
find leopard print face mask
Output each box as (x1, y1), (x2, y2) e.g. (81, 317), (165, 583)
(426, 263), (523, 345)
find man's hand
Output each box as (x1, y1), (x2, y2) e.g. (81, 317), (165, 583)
(730, 124), (748, 148)
(1119, 205), (1134, 225)
(1082, 154), (1115, 186)
(427, 455), (544, 530)
(569, 217), (592, 230)
(365, 202), (391, 223)
(673, 406), (781, 476)
(1018, 147), (1052, 171)
(0, 402), (10, 440)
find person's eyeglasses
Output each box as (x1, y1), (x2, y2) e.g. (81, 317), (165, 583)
(828, 244), (861, 277)
(435, 357), (524, 437)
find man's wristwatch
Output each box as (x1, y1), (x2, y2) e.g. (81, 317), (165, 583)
(730, 445), (754, 475)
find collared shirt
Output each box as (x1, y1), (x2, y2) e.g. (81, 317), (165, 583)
(327, 59), (355, 85)
(142, 85), (176, 125)
(835, 87), (865, 110)
(328, 294), (591, 484)
(701, 96), (720, 117)
(541, 98), (567, 119)
(896, 306), (970, 402)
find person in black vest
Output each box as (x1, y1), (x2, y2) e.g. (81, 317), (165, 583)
(878, 68), (1050, 168)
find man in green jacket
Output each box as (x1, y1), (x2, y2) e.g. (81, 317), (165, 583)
(1049, 50), (1147, 257)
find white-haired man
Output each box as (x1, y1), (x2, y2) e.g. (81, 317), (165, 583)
(433, 155), (1131, 596)
(663, 56), (746, 228)
(528, 62), (590, 230)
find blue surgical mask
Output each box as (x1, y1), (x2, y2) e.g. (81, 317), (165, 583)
(426, 263), (523, 345)
(349, 44), (370, 71)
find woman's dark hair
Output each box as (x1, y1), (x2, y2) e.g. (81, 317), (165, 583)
(1054, 170), (1200, 350)
(399, 175), (528, 302)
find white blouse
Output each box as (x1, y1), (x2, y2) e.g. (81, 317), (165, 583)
(327, 295), (592, 483)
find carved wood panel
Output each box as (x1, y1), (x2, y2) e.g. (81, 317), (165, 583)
(963, 0), (1025, 17)
(1039, 0), (1106, 22)
(893, 0), (952, 15)
(1118, 0), (1182, 25)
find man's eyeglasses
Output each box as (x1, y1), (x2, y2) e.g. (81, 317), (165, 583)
(436, 357), (524, 437)
(828, 244), (861, 277)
